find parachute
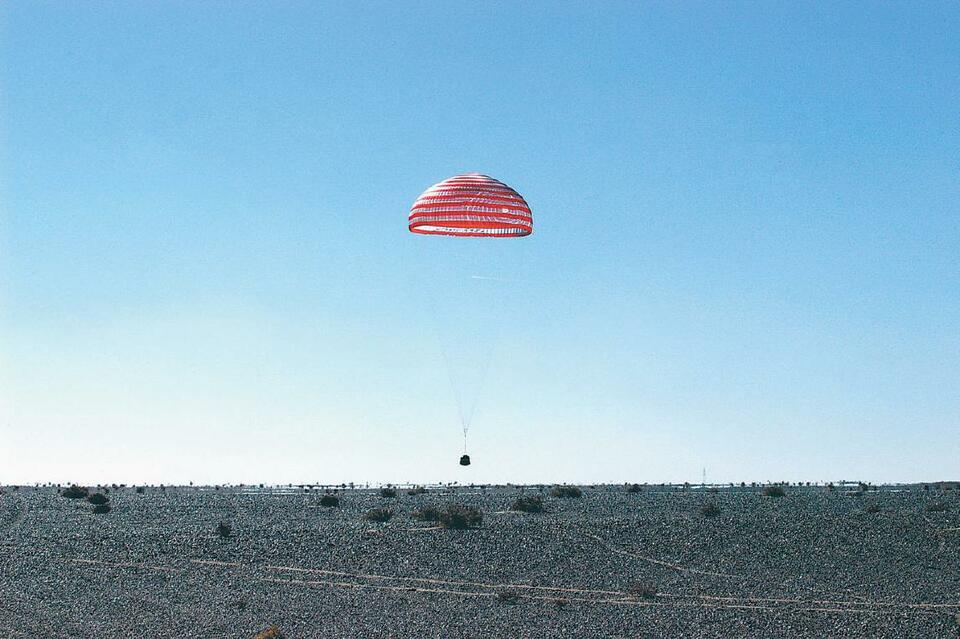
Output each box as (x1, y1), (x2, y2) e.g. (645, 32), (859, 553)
(408, 173), (533, 237)
(408, 173), (533, 465)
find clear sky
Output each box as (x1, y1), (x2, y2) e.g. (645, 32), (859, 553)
(1, 2), (958, 486)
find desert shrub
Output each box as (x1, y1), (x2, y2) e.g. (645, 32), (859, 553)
(365, 508), (393, 523)
(699, 502), (721, 517)
(440, 504), (482, 529)
(761, 485), (786, 498)
(550, 485), (582, 498)
(62, 485), (88, 499)
(626, 483), (642, 493)
(497, 590), (520, 604)
(86, 493), (109, 506)
(216, 521), (232, 538)
(553, 597), (569, 609)
(629, 583), (658, 599)
(92, 504), (111, 515)
(407, 486), (428, 496)
(865, 503), (882, 514)
(380, 487), (398, 498)
(135, 486), (145, 494)
(253, 627), (285, 639)
(926, 502), (948, 513)
(511, 496), (544, 513)
(319, 494), (339, 507)
(412, 506), (442, 522)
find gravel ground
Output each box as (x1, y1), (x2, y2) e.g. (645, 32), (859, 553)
(1, 483), (959, 638)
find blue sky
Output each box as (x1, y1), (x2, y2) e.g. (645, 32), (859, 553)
(1, 2), (958, 485)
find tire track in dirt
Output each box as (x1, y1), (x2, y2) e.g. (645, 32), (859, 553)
(54, 556), (960, 617)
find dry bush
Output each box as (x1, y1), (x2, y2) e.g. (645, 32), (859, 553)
(62, 485), (88, 499)
(700, 502), (721, 517)
(511, 496), (544, 513)
(550, 485), (582, 498)
(412, 506), (442, 522)
(365, 508), (394, 523)
(440, 504), (482, 529)
(629, 583), (658, 599)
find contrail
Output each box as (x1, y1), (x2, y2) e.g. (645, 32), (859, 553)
(470, 275), (531, 284)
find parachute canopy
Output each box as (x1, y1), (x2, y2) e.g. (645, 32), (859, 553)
(409, 173), (533, 237)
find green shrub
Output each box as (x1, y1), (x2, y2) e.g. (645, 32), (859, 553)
(761, 485), (786, 498)
(86, 493), (108, 506)
(319, 494), (339, 507)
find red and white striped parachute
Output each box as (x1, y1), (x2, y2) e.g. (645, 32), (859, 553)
(408, 173), (533, 237)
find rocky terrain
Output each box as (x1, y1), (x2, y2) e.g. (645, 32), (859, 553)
(1, 483), (958, 638)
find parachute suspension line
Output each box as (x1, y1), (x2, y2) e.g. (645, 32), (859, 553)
(459, 308), (501, 432)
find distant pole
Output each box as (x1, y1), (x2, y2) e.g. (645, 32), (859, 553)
(702, 467), (706, 487)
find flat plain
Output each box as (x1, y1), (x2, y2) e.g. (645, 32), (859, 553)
(1, 483), (958, 638)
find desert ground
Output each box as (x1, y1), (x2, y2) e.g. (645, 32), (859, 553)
(1, 482), (958, 638)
